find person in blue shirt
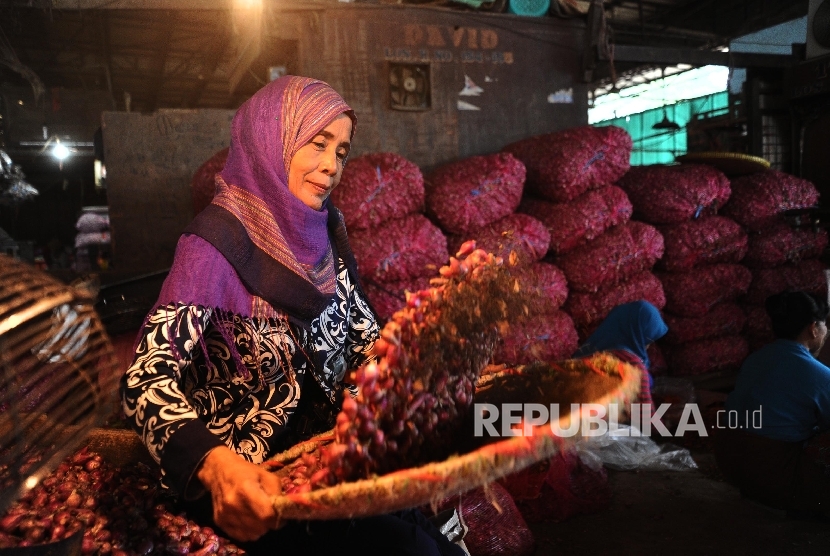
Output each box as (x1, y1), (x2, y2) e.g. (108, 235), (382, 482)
(716, 290), (830, 513)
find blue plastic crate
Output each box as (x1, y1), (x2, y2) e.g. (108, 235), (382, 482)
(507, 0), (550, 16)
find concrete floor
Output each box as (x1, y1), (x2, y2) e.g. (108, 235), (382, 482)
(528, 452), (830, 555)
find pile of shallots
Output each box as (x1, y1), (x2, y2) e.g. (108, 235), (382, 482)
(272, 242), (523, 490)
(324, 241), (522, 483)
(0, 447), (243, 556)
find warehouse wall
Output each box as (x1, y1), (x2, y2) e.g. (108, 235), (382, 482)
(103, 6), (588, 274)
(275, 5), (588, 171)
(103, 109), (234, 273)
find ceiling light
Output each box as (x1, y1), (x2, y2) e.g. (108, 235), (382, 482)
(52, 141), (70, 161)
(652, 110), (681, 131)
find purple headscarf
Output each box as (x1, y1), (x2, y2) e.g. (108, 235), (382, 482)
(156, 76), (358, 324)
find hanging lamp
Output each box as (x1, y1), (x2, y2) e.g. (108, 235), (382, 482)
(651, 68), (680, 131)
(653, 109), (680, 130)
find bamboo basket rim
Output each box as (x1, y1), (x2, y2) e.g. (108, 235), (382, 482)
(270, 353), (641, 521)
(674, 151), (771, 175)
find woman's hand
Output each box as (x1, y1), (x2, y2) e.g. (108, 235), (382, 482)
(196, 446), (283, 542)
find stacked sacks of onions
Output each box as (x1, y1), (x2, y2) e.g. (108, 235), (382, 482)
(512, 185), (635, 360)
(654, 217), (751, 375)
(744, 305), (775, 348)
(361, 275), (432, 323)
(330, 152), (426, 231)
(350, 211), (448, 321)
(743, 220), (828, 269)
(350, 220), (444, 280)
(658, 216), (748, 273)
(564, 271), (666, 339)
(330, 152), (436, 321)
(556, 221), (664, 294)
(493, 261), (575, 365)
(745, 259), (828, 306)
(559, 222), (665, 338)
(445, 213), (550, 266)
(503, 126), (667, 341)
(502, 125), (632, 203)
(425, 152), (578, 365)
(425, 152), (525, 236)
(722, 171), (827, 350)
(518, 185), (633, 255)
(617, 163), (751, 376)
(616, 164), (731, 224)
(445, 213), (575, 365)
(657, 264), (752, 376)
(722, 170), (821, 232)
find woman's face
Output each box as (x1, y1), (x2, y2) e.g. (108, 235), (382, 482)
(287, 113), (352, 210)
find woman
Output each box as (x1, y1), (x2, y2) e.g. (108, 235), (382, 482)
(121, 76), (463, 555)
(716, 291), (830, 513)
(573, 300), (668, 409)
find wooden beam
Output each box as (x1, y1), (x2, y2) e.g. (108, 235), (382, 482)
(145, 11), (176, 111)
(184, 17), (229, 108)
(51, 0), (230, 9)
(97, 12), (117, 109)
(605, 44), (796, 68)
(227, 5), (262, 95)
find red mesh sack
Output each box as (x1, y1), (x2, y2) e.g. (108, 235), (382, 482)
(449, 483), (536, 556)
(329, 152), (425, 231)
(647, 343), (668, 376)
(662, 302), (747, 345)
(723, 170), (820, 232)
(657, 263), (753, 317)
(510, 450), (612, 523)
(499, 459), (549, 502)
(564, 271), (666, 332)
(494, 310), (579, 365)
(425, 152), (525, 234)
(502, 125), (632, 203)
(350, 214), (449, 283)
(663, 335), (749, 376)
(658, 216), (748, 272)
(617, 164), (731, 224)
(513, 262), (569, 312)
(191, 147), (228, 216)
(744, 220), (829, 268)
(362, 276), (432, 322)
(743, 304), (775, 350)
(518, 185), (633, 254)
(556, 221), (664, 293)
(447, 213), (550, 266)
(745, 258), (828, 305)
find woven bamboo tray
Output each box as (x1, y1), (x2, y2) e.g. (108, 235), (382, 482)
(674, 152), (770, 176)
(270, 353), (641, 521)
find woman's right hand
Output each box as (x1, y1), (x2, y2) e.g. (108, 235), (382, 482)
(196, 446), (283, 542)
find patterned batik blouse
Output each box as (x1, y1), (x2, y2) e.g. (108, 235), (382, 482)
(120, 257), (378, 494)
